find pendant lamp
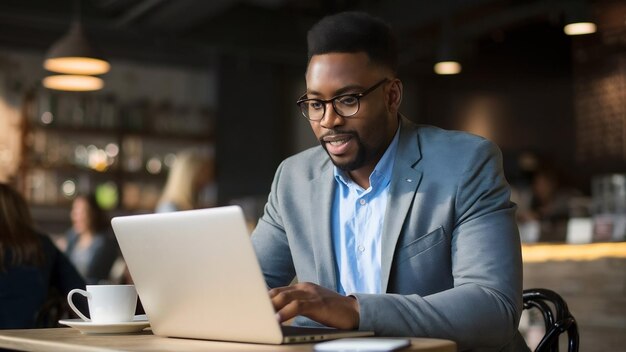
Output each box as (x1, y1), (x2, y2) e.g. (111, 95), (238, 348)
(42, 4), (110, 93)
(434, 18), (462, 76)
(44, 21), (110, 75)
(42, 75), (104, 92)
(563, 0), (597, 36)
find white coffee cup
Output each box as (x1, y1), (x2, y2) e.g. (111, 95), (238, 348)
(67, 285), (138, 323)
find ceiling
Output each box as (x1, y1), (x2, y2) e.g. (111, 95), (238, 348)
(0, 0), (617, 71)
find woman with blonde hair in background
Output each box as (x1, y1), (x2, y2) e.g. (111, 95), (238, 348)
(0, 183), (86, 328)
(156, 149), (215, 213)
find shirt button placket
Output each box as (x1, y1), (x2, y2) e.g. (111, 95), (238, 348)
(356, 197), (367, 257)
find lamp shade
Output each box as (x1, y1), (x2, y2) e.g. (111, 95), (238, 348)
(44, 22), (110, 75)
(434, 61), (462, 75)
(563, 1), (597, 36)
(434, 19), (462, 76)
(564, 22), (596, 36)
(434, 40), (462, 75)
(42, 75), (104, 91)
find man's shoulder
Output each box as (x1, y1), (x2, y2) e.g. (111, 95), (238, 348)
(281, 145), (330, 173)
(413, 124), (498, 156)
(416, 124), (490, 146)
(268, 146), (330, 191)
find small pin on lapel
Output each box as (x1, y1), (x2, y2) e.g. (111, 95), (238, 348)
(406, 178), (413, 182)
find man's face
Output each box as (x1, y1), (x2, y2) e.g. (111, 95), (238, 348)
(305, 52), (398, 173)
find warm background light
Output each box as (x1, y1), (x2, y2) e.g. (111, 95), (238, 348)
(563, 22), (597, 35)
(42, 75), (104, 91)
(434, 61), (462, 75)
(0, 96), (22, 182)
(522, 242), (626, 262)
(44, 57), (110, 75)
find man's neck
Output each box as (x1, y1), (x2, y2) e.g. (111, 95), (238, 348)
(347, 166), (375, 189)
(345, 119), (401, 189)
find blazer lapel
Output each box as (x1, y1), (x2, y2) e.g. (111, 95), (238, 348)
(310, 165), (338, 291)
(381, 117), (423, 292)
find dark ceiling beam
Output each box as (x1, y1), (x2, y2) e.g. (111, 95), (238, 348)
(459, 0), (565, 39)
(136, 0), (236, 32)
(0, 11), (75, 31)
(396, 0), (573, 67)
(364, 0), (503, 32)
(0, 11), (304, 68)
(0, 0), (581, 69)
(114, 0), (167, 27)
(181, 3), (310, 62)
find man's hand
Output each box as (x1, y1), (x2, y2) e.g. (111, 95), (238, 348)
(269, 282), (360, 330)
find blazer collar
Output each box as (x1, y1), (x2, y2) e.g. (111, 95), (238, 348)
(310, 115), (424, 292)
(396, 114), (423, 167)
(380, 115), (423, 291)
(310, 161), (338, 290)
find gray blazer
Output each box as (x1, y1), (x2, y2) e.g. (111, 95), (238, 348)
(251, 117), (527, 351)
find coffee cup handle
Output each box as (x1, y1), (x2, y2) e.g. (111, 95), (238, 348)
(67, 289), (91, 322)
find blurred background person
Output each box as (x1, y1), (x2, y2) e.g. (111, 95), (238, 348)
(156, 149), (215, 213)
(62, 194), (119, 284)
(517, 166), (582, 242)
(0, 183), (86, 328)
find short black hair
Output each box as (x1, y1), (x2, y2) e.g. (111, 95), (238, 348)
(307, 11), (398, 74)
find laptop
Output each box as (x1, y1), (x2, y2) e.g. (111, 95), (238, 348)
(111, 206), (374, 344)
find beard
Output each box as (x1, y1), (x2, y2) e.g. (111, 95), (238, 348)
(319, 130), (368, 171)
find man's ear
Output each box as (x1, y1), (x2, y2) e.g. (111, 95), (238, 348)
(387, 79), (403, 113)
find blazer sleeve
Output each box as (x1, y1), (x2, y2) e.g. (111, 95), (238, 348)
(251, 160), (297, 288)
(353, 140), (523, 351)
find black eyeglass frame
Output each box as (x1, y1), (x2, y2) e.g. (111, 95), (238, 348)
(296, 78), (389, 121)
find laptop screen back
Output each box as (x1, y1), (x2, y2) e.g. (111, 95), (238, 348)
(111, 206), (285, 344)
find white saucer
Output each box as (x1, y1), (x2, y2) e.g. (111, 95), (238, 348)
(59, 315), (150, 334)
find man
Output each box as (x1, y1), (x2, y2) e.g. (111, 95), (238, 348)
(251, 11), (527, 351)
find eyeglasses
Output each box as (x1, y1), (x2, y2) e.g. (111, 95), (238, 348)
(296, 78), (389, 121)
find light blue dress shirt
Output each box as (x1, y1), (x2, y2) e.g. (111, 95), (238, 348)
(332, 126), (400, 295)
